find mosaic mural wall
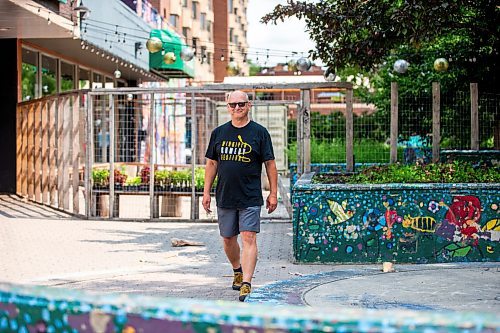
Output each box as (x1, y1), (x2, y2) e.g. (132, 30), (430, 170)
(293, 177), (500, 263)
(1, 283), (498, 333)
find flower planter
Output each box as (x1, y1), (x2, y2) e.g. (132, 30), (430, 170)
(292, 173), (500, 264)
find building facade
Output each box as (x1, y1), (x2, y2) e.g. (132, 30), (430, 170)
(148, 0), (249, 82)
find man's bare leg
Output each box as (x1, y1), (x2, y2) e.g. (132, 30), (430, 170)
(222, 235), (241, 269)
(240, 231), (257, 283)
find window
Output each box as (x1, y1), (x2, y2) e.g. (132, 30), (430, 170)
(192, 37), (198, 55)
(21, 48), (38, 101)
(228, 0), (233, 13)
(234, 8), (238, 16)
(192, 1), (198, 19)
(229, 28), (234, 43)
(200, 13), (206, 30)
(41, 55), (57, 96)
(207, 20), (212, 33)
(182, 27), (191, 40)
(92, 72), (103, 89)
(208, 0), (212, 10)
(182, 0), (188, 7)
(169, 14), (179, 27)
(201, 46), (207, 63)
(78, 67), (90, 89)
(60, 61), (75, 92)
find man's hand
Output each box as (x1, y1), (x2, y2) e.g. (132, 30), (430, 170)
(266, 193), (278, 214)
(202, 193), (212, 213)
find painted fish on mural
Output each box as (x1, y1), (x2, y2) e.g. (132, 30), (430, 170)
(481, 218), (500, 241)
(327, 199), (354, 224)
(402, 215), (438, 233)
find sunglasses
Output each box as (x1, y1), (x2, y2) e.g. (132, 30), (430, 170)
(227, 101), (248, 108)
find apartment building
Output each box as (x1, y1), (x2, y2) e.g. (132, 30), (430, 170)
(149, 0), (249, 82)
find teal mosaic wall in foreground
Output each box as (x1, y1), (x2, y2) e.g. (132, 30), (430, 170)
(0, 282), (499, 332)
(293, 174), (500, 263)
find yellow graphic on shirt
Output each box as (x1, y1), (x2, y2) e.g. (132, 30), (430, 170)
(221, 135), (252, 162)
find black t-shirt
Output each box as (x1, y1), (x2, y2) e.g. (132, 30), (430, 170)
(205, 120), (275, 208)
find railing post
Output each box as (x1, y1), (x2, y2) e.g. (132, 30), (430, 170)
(346, 87), (354, 172)
(191, 93), (198, 220)
(470, 83), (479, 150)
(390, 82), (398, 164)
(109, 94), (115, 218)
(149, 93), (156, 219)
(85, 93), (93, 218)
(432, 82), (441, 163)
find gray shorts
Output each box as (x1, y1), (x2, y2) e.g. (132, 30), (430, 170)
(217, 206), (261, 237)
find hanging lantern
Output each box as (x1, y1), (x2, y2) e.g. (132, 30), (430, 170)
(227, 61), (240, 76)
(146, 37), (163, 53)
(287, 59), (298, 72)
(163, 52), (176, 64)
(113, 69), (121, 79)
(393, 59), (409, 74)
(296, 57), (312, 72)
(126, 94), (133, 102)
(433, 58), (449, 72)
(324, 67), (336, 81)
(180, 47), (195, 61)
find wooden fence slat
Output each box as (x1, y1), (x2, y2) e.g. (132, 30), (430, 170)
(62, 97), (71, 211)
(470, 83), (479, 150)
(16, 105), (22, 194)
(57, 98), (64, 209)
(34, 102), (42, 203)
(72, 95), (80, 214)
(49, 100), (57, 206)
(27, 104), (34, 200)
(390, 82), (399, 164)
(41, 101), (50, 204)
(432, 82), (441, 163)
(20, 106), (28, 197)
(346, 88), (354, 172)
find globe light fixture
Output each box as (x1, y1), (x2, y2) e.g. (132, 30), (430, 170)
(324, 67), (336, 81)
(433, 58), (449, 72)
(146, 37), (163, 53)
(296, 57), (312, 72)
(180, 47), (195, 61)
(113, 69), (121, 79)
(163, 52), (176, 64)
(393, 59), (409, 74)
(287, 59), (297, 72)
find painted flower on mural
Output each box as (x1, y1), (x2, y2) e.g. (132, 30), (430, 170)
(362, 208), (386, 232)
(343, 224), (359, 240)
(443, 196), (482, 243)
(309, 206), (319, 216)
(428, 200), (440, 214)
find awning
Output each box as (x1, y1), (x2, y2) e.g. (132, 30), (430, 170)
(149, 29), (194, 79)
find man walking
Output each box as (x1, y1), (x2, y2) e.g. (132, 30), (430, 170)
(202, 90), (278, 302)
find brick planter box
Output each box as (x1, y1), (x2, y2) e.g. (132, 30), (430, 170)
(292, 173), (500, 263)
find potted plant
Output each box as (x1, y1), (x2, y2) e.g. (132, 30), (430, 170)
(113, 168), (128, 190)
(124, 176), (141, 192)
(92, 168), (110, 190)
(154, 169), (171, 192)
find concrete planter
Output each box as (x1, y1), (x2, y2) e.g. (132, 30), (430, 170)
(292, 173), (500, 263)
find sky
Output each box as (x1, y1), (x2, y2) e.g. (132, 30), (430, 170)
(246, 0), (318, 67)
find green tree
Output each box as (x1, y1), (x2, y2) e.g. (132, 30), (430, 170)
(262, 0), (499, 91)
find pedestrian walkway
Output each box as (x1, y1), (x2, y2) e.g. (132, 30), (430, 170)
(0, 195), (498, 316)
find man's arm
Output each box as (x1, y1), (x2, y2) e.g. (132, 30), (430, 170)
(202, 158), (218, 213)
(264, 159), (278, 213)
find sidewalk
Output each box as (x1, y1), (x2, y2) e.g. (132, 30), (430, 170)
(0, 195), (498, 315)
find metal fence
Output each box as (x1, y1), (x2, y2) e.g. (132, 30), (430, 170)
(15, 82), (350, 220)
(16, 82), (496, 220)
